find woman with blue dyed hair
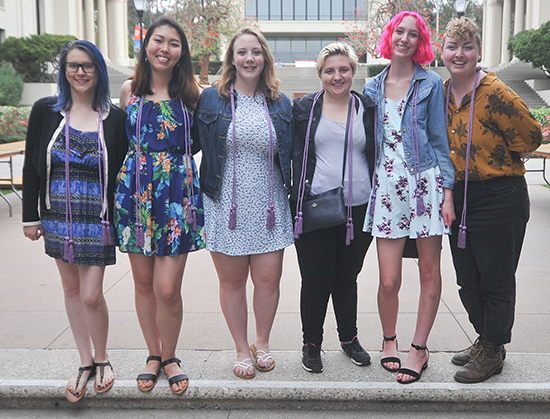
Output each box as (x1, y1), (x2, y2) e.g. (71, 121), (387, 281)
(22, 40), (127, 402)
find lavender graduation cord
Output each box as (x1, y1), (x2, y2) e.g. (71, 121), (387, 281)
(229, 85), (276, 230)
(445, 67), (481, 249)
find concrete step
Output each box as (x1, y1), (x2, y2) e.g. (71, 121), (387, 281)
(1, 349), (550, 412)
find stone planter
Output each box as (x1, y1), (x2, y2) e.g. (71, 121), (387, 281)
(21, 83), (57, 106)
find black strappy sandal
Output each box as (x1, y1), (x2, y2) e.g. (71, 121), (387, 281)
(136, 355), (162, 392)
(380, 335), (401, 372)
(65, 364), (96, 403)
(94, 360), (114, 393)
(397, 343), (429, 384)
(161, 357), (189, 394)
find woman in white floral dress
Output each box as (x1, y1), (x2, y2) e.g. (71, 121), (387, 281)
(362, 12), (455, 384)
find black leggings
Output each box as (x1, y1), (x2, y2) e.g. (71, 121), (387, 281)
(295, 204), (373, 346)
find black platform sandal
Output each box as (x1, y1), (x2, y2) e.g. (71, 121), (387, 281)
(380, 335), (401, 372)
(161, 357), (189, 394)
(397, 343), (429, 384)
(136, 355), (162, 392)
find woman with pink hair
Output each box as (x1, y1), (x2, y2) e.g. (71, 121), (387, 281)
(362, 11), (455, 384)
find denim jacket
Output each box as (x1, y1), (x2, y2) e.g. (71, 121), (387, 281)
(193, 86), (293, 199)
(363, 64), (454, 189)
(290, 90), (376, 202)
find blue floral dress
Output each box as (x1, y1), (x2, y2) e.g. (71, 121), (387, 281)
(364, 97), (448, 239)
(114, 96), (205, 256)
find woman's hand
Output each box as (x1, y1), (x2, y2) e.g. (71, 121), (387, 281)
(441, 188), (456, 227)
(23, 224), (44, 241)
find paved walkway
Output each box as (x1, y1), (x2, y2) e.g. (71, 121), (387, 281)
(0, 157), (549, 411)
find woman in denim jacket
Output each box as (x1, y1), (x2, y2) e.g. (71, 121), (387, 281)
(362, 12), (455, 384)
(193, 27), (293, 379)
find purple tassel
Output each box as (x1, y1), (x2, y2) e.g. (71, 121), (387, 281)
(135, 223), (145, 247)
(187, 205), (197, 230)
(417, 196), (426, 216)
(294, 213), (303, 238)
(266, 205), (275, 230)
(458, 225), (467, 249)
(346, 219), (354, 246)
(64, 237), (75, 264)
(102, 220), (113, 245)
(228, 203), (237, 230)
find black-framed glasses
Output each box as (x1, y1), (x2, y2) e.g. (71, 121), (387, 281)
(65, 62), (96, 74)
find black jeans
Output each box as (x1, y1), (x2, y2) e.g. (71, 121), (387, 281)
(449, 176), (529, 345)
(295, 204), (373, 346)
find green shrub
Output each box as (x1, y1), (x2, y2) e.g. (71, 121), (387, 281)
(0, 63), (24, 106)
(367, 64), (387, 77)
(0, 106), (31, 144)
(530, 107), (550, 144)
(0, 34), (77, 82)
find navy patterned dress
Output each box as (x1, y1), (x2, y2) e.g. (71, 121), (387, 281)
(114, 96), (205, 256)
(41, 127), (116, 266)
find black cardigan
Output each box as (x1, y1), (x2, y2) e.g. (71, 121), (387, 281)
(22, 96), (128, 224)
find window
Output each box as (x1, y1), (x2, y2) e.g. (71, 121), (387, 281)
(246, 1), (358, 21)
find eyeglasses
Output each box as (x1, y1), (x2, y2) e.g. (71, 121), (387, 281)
(65, 62), (96, 74)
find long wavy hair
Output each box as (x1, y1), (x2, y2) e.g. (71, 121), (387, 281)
(215, 26), (281, 102)
(377, 11), (435, 65)
(132, 16), (199, 107)
(53, 40), (110, 112)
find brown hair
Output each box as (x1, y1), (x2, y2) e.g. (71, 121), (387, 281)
(215, 26), (281, 101)
(132, 16), (199, 107)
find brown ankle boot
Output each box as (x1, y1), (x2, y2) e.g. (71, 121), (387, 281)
(454, 338), (504, 383)
(452, 336), (507, 366)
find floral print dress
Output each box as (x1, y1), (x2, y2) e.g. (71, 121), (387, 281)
(364, 97), (448, 239)
(114, 97), (205, 256)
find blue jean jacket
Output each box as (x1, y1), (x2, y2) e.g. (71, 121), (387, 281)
(363, 64), (454, 189)
(193, 86), (293, 199)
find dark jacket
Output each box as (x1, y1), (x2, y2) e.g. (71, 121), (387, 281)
(193, 86), (293, 199)
(290, 90), (376, 202)
(22, 96), (128, 224)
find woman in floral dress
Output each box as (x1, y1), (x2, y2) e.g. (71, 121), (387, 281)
(362, 12), (455, 384)
(114, 16), (204, 394)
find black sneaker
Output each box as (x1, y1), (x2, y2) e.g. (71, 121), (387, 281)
(341, 336), (371, 366)
(302, 343), (323, 373)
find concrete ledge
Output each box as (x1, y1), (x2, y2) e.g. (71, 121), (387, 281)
(1, 350), (550, 411)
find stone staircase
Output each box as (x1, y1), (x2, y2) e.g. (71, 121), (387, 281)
(492, 61), (549, 108)
(106, 62), (134, 101)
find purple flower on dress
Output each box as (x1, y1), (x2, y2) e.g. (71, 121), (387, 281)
(414, 177), (429, 198)
(435, 173), (444, 191)
(395, 176), (409, 201)
(397, 215), (410, 230)
(424, 202), (433, 217)
(383, 113), (390, 124)
(380, 193), (392, 211)
(417, 226), (430, 238)
(377, 217), (393, 236)
(397, 99), (406, 115)
(384, 156), (394, 174)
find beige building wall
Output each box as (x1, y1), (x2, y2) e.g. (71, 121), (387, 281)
(482, 0), (550, 68)
(0, 0), (130, 66)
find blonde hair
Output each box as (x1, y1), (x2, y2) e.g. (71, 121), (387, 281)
(215, 26), (281, 101)
(444, 17), (482, 48)
(315, 42), (358, 76)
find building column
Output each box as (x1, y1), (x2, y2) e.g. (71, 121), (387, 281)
(97, 0), (109, 59)
(106, 0), (129, 65)
(500, 0), (512, 65)
(84, 0), (94, 43)
(514, 0), (526, 34)
(481, 0), (503, 68)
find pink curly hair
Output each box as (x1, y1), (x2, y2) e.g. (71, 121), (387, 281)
(377, 11), (435, 65)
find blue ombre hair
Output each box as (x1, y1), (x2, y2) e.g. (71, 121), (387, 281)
(52, 40), (111, 112)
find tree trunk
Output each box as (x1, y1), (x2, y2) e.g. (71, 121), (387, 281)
(199, 54), (210, 85)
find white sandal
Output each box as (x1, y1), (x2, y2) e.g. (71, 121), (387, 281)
(250, 344), (275, 372)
